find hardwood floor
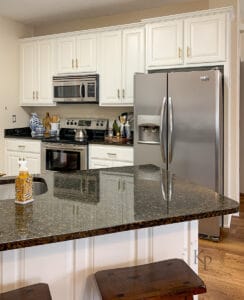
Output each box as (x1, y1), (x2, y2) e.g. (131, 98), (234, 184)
(198, 197), (244, 300)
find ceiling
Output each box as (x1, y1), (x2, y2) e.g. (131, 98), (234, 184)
(0, 0), (198, 26)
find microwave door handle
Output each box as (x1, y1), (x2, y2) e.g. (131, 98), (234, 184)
(81, 83), (85, 99)
(160, 97), (167, 163)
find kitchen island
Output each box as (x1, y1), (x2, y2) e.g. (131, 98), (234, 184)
(0, 165), (239, 299)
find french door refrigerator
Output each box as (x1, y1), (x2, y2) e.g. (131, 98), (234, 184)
(134, 69), (223, 240)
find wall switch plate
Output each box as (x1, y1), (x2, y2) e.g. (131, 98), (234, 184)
(12, 115), (16, 123)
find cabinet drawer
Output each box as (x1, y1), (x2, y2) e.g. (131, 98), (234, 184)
(89, 144), (133, 162)
(5, 139), (41, 153)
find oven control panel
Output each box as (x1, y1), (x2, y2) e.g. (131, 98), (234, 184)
(61, 118), (108, 130)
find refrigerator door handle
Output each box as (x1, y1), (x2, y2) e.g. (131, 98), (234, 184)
(160, 96), (167, 162)
(168, 97), (173, 163)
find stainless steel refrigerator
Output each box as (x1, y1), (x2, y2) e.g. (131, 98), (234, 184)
(134, 69), (223, 240)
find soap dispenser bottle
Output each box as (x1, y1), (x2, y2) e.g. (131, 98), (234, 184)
(15, 158), (33, 204)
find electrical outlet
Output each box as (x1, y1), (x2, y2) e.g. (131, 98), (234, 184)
(12, 115), (16, 123)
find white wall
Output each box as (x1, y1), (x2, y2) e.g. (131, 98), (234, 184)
(0, 16), (33, 171)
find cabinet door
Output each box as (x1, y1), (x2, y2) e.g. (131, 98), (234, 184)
(24, 153), (41, 174)
(36, 39), (54, 104)
(5, 151), (40, 176)
(89, 158), (113, 169)
(56, 36), (76, 73)
(97, 172), (122, 226)
(98, 30), (122, 105)
(5, 151), (21, 176)
(112, 161), (134, 167)
(20, 42), (37, 104)
(146, 20), (183, 68)
(122, 27), (145, 105)
(121, 175), (134, 223)
(184, 14), (226, 64)
(76, 33), (97, 72)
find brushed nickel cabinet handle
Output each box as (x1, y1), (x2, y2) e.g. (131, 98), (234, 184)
(36, 91), (39, 100)
(118, 180), (121, 191)
(178, 47), (182, 58)
(187, 47), (191, 57)
(33, 91), (35, 99)
(76, 58), (78, 68)
(72, 59), (74, 68)
(117, 89), (120, 99)
(122, 89), (125, 98)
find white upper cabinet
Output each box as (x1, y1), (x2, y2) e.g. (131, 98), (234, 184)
(20, 39), (55, 106)
(56, 33), (97, 74)
(146, 12), (227, 69)
(122, 27), (145, 105)
(184, 14), (226, 64)
(146, 20), (184, 67)
(98, 30), (122, 105)
(98, 26), (144, 106)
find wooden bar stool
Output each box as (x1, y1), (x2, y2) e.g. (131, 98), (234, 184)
(0, 283), (52, 300)
(95, 258), (206, 300)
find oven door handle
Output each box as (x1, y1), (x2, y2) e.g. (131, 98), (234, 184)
(42, 143), (86, 151)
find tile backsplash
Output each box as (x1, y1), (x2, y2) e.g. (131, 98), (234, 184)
(25, 105), (133, 125)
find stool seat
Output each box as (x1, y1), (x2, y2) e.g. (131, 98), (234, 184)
(95, 258), (206, 300)
(0, 283), (52, 300)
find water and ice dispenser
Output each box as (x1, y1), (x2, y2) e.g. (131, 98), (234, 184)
(137, 115), (160, 144)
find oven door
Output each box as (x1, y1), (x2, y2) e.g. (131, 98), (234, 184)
(41, 143), (87, 172)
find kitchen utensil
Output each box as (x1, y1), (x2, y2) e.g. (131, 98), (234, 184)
(75, 129), (87, 141)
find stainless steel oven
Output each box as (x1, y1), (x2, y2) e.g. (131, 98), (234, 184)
(53, 74), (99, 103)
(41, 142), (87, 172)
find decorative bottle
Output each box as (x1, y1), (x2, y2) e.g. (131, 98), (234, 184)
(43, 112), (51, 133)
(15, 159), (33, 204)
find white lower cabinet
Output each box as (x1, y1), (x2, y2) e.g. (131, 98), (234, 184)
(5, 139), (41, 176)
(97, 171), (134, 226)
(89, 144), (134, 169)
(0, 221), (198, 300)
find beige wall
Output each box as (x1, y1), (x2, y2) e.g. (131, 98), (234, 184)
(33, 0), (209, 36)
(241, 32), (244, 61)
(240, 31), (244, 192)
(27, 105), (133, 128)
(0, 16), (33, 171)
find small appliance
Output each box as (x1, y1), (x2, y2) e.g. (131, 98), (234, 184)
(53, 74), (99, 103)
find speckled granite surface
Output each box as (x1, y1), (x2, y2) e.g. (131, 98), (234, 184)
(0, 165), (239, 251)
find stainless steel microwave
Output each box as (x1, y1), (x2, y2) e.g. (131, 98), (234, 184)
(53, 74), (99, 103)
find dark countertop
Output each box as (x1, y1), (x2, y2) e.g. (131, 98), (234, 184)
(4, 128), (133, 146)
(0, 165), (239, 251)
(89, 139), (133, 146)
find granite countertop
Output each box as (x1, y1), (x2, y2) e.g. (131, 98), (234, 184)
(0, 165), (239, 251)
(4, 128), (133, 146)
(89, 139), (133, 146)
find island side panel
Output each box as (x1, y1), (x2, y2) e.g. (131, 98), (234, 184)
(0, 221), (198, 300)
